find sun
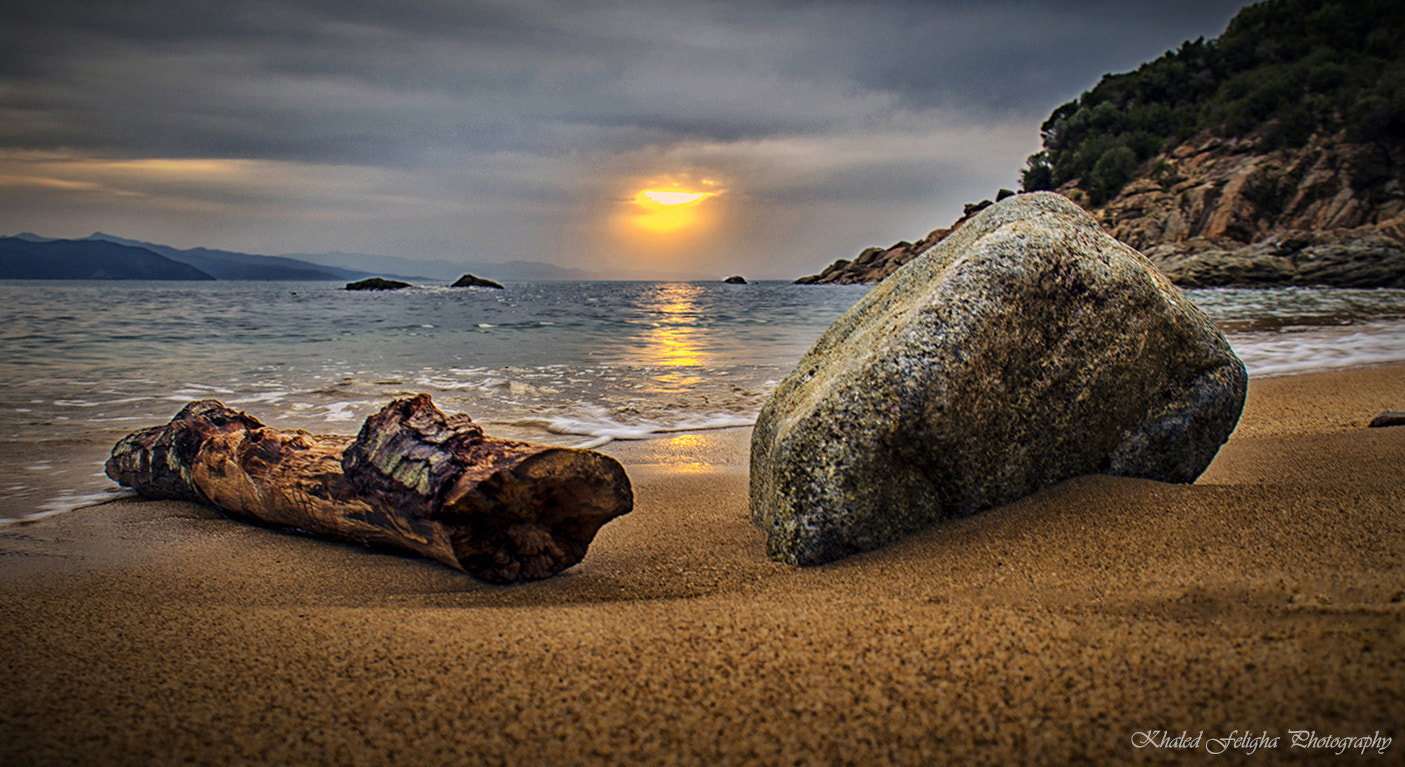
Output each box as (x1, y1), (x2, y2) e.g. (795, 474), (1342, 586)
(627, 187), (720, 234)
(639, 190), (710, 206)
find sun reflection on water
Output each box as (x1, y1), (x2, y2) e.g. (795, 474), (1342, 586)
(638, 283), (707, 391)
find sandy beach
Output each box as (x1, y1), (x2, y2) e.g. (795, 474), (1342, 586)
(2, 364), (1403, 765)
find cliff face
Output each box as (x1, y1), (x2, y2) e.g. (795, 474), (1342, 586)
(1095, 134), (1403, 247)
(795, 133), (1405, 288)
(1087, 132), (1405, 287)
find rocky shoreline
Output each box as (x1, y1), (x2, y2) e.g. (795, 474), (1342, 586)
(799, 217), (1405, 289)
(798, 134), (1405, 289)
(1146, 230), (1405, 289)
(794, 197), (1001, 285)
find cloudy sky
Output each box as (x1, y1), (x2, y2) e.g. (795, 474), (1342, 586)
(0, 0), (1250, 279)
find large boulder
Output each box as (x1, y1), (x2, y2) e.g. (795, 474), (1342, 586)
(751, 192), (1247, 566)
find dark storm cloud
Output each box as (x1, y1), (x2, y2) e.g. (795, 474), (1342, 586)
(0, 0), (1247, 166)
(786, 0), (1249, 111)
(0, 0), (1253, 275)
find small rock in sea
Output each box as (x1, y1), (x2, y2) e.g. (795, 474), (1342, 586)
(451, 273), (505, 289)
(962, 199), (993, 217)
(724, 275), (748, 284)
(346, 277), (412, 291)
(751, 192), (1248, 566)
(1368, 411), (1405, 428)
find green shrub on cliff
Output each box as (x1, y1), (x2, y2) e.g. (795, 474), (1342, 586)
(1023, 0), (1405, 204)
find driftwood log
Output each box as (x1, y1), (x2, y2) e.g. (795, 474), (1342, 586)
(105, 394), (632, 583)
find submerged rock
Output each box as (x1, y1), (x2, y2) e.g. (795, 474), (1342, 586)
(452, 273), (505, 289)
(751, 192), (1247, 566)
(346, 277), (411, 291)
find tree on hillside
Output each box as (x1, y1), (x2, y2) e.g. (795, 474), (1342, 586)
(1021, 0), (1405, 203)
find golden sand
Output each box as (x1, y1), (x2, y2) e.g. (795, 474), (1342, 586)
(2, 364), (1402, 764)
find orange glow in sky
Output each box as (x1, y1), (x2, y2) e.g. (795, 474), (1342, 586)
(627, 187), (719, 235)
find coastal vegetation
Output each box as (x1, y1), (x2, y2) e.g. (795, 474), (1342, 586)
(800, 0), (1405, 288)
(1021, 0), (1405, 204)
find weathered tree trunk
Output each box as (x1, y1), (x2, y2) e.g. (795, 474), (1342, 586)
(105, 394), (632, 583)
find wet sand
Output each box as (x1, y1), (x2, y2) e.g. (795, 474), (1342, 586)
(1, 364), (1403, 764)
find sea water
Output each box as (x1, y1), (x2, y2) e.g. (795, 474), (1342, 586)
(3, 280), (1405, 523)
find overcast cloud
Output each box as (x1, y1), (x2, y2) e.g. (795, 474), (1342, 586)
(0, 0), (1249, 278)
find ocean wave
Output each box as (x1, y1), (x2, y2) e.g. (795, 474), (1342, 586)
(1229, 322), (1405, 377)
(499, 410), (755, 449)
(0, 489), (136, 527)
(320, 402), (361, 422)
(226, 391), (291, 405)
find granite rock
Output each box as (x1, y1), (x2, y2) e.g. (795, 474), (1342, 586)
(751, 192), (1247, 565)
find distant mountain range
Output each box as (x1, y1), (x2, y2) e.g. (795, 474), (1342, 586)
(0, 232), (596, 282)
(0, 236), (216, 281)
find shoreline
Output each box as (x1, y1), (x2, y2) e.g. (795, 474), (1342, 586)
(5, 356), (1404, 529)
(2, 362), (1404, 763)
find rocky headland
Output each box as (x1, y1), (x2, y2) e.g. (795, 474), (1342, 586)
(798, 134), (1405, 289)
(1085, 133), (1404, 288)
(799, 0), (1405, 289)
(795, 196), (1003, 285)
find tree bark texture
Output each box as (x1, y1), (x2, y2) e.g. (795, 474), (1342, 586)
(105, 395), (633, 583)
